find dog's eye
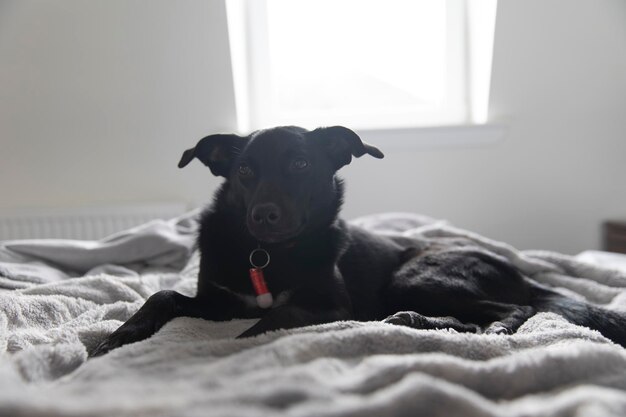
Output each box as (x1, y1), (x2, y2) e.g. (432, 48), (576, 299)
(238, 163), (253, 177)
(291, 158), (309, 171)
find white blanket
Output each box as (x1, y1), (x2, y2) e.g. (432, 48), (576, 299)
(2, 212), (626, 417)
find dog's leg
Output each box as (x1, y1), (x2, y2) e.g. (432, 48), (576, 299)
(475, 301), (535, 335)
(383, 311), (480, 333)
(383, 303), (535, 336)
(237, 282), (352, 338)
(90, 291), (204, 357)
(90, 288), (251, 357)
(237, 304), (350, 338)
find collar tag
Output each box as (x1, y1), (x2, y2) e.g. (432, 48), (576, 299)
(249, 247), (273, 308)
(249, 268), (273, 308)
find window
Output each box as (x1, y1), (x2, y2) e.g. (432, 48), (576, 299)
(227, 0), (497, 132)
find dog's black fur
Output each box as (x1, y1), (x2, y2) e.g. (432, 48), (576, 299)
(90, 126), (626, 356)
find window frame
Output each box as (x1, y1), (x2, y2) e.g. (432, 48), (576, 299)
(226, 0), (498, 137)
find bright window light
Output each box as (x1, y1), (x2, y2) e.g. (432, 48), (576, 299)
(227, 0), (496, 132)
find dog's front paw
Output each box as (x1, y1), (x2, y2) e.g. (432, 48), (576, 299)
(89, 335), (122, 358)
(485, 321), (512, 335)
(89, 324), (152, 358)
(384, 312), (480, 333)
(383, 311), (426, 328)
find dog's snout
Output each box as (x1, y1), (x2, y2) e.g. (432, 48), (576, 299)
(251, 203), (281, 225)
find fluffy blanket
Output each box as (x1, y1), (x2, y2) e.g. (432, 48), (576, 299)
(2, 212), (626, 417)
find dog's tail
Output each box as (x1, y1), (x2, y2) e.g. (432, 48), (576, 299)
(529, 282), (626, 347)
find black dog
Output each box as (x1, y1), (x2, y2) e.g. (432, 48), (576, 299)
(91, 126), (625, 356)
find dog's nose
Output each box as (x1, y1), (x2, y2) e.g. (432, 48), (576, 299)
(251, 203), (281, 225)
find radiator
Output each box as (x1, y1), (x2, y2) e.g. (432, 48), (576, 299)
(0, 203), (188, 241)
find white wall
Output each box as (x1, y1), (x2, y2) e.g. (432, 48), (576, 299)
(1, 0), (625, 254)
(343, 0), (626, 254)
(0, 0), (235, 209)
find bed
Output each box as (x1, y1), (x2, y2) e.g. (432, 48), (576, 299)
(2, 211), (626, 417)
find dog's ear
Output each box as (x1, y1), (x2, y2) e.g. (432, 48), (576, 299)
(178, 133), (247, 177)
(309, 126), (384, 170)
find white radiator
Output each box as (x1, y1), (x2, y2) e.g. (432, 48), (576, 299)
(0, 203), (188, 241)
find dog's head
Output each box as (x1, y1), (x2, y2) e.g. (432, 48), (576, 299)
(178, 126), (383, 243)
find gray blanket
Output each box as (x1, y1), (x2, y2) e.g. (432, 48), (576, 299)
(1, 212), (626, 417)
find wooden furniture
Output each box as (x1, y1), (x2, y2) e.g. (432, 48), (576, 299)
(603, 220), (626, 254)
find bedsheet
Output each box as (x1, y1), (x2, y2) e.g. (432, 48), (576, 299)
(1, 212), (626, 417)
